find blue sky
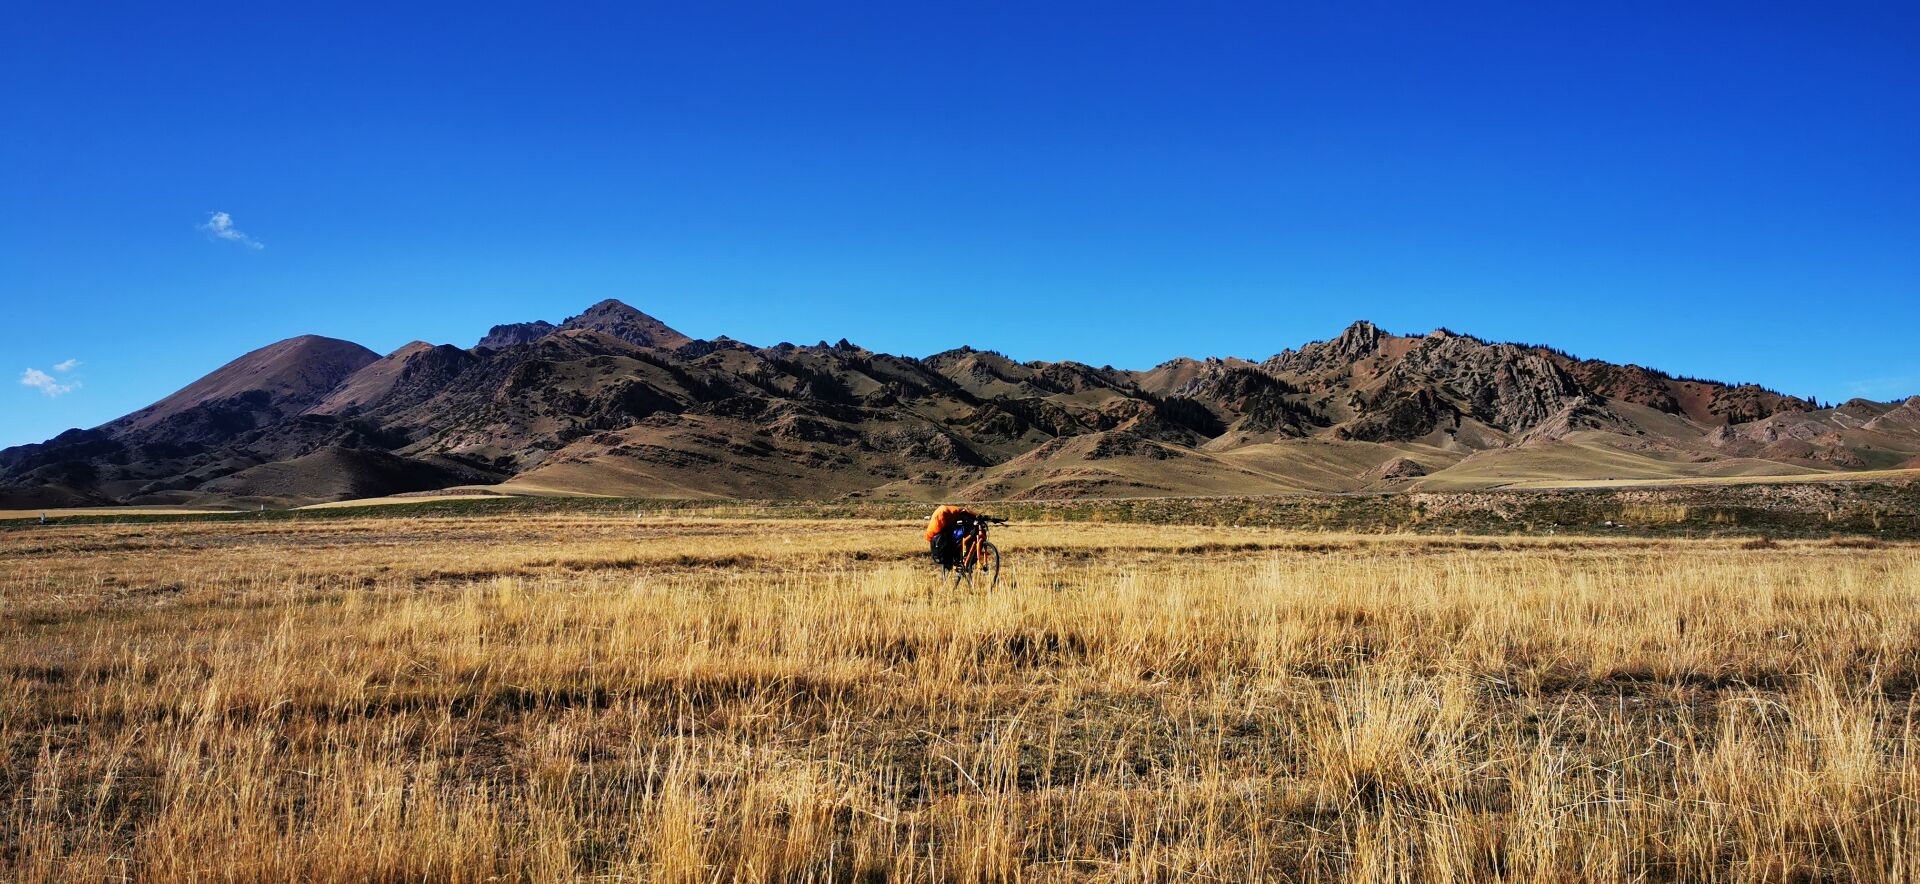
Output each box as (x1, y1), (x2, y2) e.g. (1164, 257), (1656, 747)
(4, 1), (1916, 448)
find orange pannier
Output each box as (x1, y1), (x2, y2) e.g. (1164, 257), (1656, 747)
(924, 504), (971, 542)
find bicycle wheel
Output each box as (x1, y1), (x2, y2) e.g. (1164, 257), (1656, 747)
(976, 542), (1000, 590)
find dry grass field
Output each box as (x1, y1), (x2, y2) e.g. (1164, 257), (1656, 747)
(4, 513), (1919, 881)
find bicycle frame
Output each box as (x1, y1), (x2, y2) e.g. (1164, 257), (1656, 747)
(955, 519), (992, 570)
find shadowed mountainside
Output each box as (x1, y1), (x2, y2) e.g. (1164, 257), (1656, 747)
(4, 300), (1916, 507)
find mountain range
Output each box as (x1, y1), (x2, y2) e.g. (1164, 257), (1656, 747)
(6, 299), (1918, 507)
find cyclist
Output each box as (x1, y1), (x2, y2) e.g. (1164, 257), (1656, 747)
(924, 504), (979, 568)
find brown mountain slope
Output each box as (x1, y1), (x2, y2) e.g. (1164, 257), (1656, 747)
(3, 306), (1914, 506)
(196, 447), (503, 504)
(106, 335), (379, 436)
(308, 342), (478, 417)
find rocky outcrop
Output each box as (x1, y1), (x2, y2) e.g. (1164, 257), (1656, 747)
(475, 320), (556, 349)
(1337, 388), (1460, 442)
(1520, 396), (1638, 444)
(1865, 397), (1920, 433)
(1559, 360), (1683, 414)
(1265, 320), (1385, 377)
(1709, 384), (1816, 425)
(1365, 457), (1429, 481)
(1174, 365), (1320, 437)
(1385, 333), (1584, 433)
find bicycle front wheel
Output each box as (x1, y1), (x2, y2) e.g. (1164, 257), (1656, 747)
(976, 542), (1000, 590)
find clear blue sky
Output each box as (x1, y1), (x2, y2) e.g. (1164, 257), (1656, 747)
(5, 1), (1917, 448)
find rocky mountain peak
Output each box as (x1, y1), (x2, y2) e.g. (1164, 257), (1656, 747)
(558, 299), (695, 350)
(576, 298), (644, 317)
(1340, 320), (1384, 347)
(1263, 320), (1388, 376)
(476, 320), (557, 350)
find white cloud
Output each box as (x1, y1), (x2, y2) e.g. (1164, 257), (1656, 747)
(52, 358), (80, 373)
(20, 368), (80, 397)
(199, 211), (264, 249)
(1845, 376), (1920, 401)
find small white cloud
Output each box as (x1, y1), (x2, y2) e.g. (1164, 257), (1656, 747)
(199, 211), (264, 250)
(52, 358), (80, 373)
(1845, 375), (1920, 401)
(20, 368), (80, 397)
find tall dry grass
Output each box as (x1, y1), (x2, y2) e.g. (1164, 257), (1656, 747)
(3, 515), (1918, 880)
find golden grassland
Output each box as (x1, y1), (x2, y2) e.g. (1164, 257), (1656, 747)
(3, 514), (1919, 881)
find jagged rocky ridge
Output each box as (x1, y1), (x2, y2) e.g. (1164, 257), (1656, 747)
(5, 302), (1916, 507)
